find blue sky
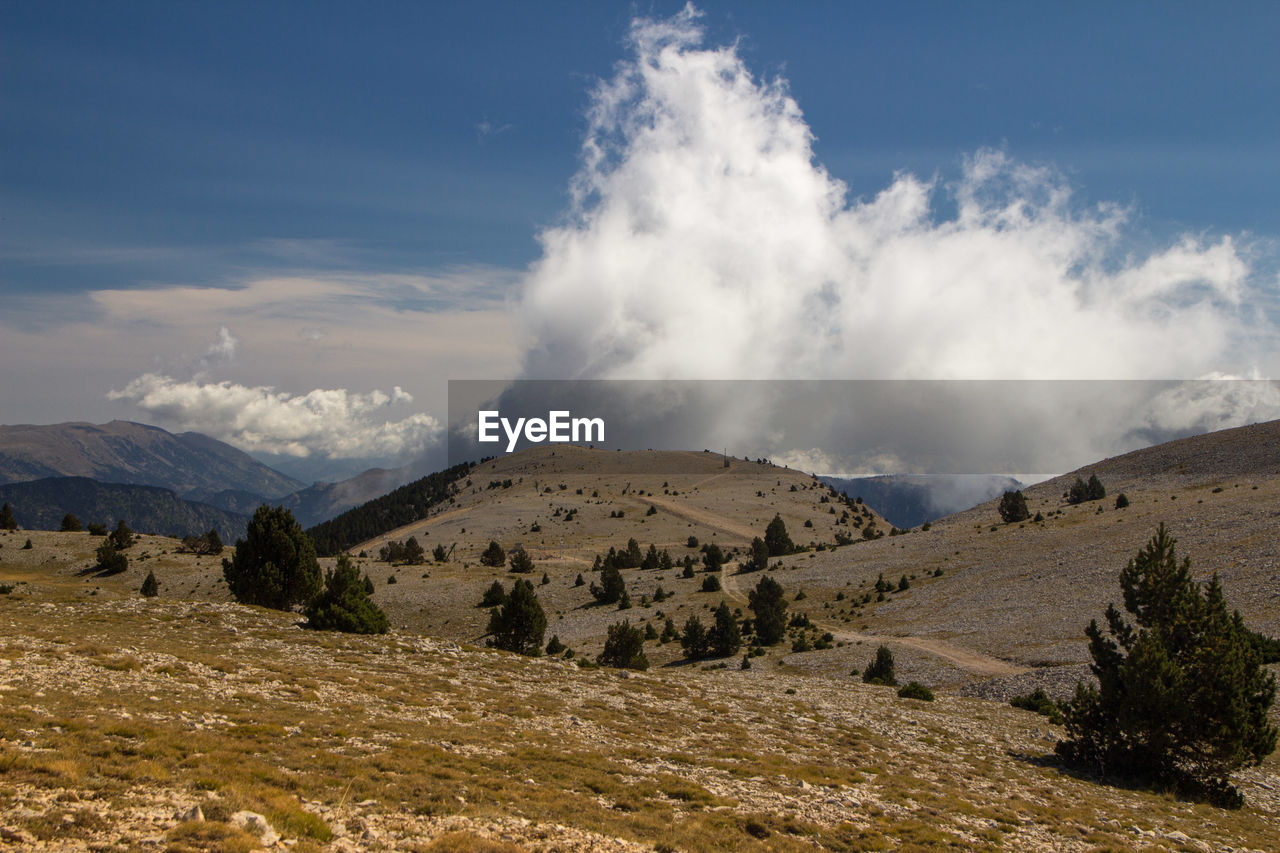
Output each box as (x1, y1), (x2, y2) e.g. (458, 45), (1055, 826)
(6, 1), (1278, 289)
(3, 1), (1279, 476)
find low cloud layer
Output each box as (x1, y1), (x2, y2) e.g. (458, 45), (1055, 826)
(109, 369), (440, 459)
(520, 6), (1271, 382)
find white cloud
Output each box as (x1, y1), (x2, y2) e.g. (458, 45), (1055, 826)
(519, 6), (1271, 383)
(108, 373), (440, 459)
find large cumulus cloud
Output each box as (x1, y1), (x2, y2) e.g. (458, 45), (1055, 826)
(520, 5), (1267, 383)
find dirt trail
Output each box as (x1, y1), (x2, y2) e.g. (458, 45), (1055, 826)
(720, 555), (1028, 679)
(638, 495), (759, 542)
(825, 625), (1031, 678)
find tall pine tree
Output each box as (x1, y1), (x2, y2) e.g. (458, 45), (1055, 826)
(1057, 524), (1276, 806)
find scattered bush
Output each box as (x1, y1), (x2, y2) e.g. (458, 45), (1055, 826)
(897, 681), (934, 701)
(1011, 688), (1064, 725)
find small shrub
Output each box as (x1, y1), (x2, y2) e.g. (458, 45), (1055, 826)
(1010, 688), (1064, 725)
(897, 681), (934, 701)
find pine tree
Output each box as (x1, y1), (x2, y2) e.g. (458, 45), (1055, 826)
(486, 578), (546, 655)
(597, 620), (648, 670)
(863, 645), (897, 686)
(60, 513), (82, 532)
(480, 579), (507, 608)
(480, 540), (506, 567)
(709, 601), (742, 658)
(748, 575), (788, 645)
(1057, 524), (1277, 806)
(432, 543), (449, 563)
(223, 504), (321, 610)
(108, 519), (135, 550)
(1087, 473), (1107, 501)
(998, 490), (1030, 523)
(0, 503), (16, 531)
(701, 542), (724, 572)
(681, 616), (710, 660)
(140, 570), (159, 597)
(94, 542), (128, 576)
(305, 555), (389, 634)
(204, 528), (224, 554)
(402, 536), (426, 564)
(764, 514), (794, 556)
(508, 547), (535, 573)
(748, 536), (769, 571)
(591, 560), (626, 604)
(642, 543), (660, 571)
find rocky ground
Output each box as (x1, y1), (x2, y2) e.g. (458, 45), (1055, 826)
(2, 589), (1280, 852)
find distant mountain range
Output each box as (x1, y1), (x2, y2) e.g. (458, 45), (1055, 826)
(0, 421), (431, 530)
(0, 420), (303, 498)
(0, 477), (250, 541)
(819, 474), (1023, 529)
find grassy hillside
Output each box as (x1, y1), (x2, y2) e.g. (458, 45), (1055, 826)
(2, 582), (1279, 851)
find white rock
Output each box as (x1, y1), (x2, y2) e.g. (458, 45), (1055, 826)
(231, 810), (280, 846)
(176, 804), (204, 822)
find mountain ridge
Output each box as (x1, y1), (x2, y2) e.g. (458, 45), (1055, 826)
(0, 476), (250, 541)
(0, 420), (304, 499)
